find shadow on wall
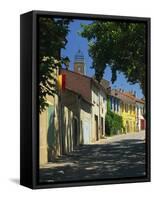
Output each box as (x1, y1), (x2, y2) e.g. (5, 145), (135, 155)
(62, 108), (73, 154)
(47, 104), (82, 162)
(47, 106), (57, 161)
(80, 120), (84, 144)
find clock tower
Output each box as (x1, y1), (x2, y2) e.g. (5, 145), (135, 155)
(74, 50), (86, 75)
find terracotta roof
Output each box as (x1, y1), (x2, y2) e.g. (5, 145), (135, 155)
(136, 98), (145, 104)
(124, 92), (145, 104)
(61, 69), (108, 103)
(61, 69), (92, 103)
(111, 89), (136, 104)
(111, 89), (145, 105)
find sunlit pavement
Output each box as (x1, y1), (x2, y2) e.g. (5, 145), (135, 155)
(39, 131), (146, 183)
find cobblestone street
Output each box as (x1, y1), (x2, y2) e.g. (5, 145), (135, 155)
(39, 131), (146, 183)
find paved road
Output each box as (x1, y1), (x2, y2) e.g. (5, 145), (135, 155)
(39, 131), (146, 183)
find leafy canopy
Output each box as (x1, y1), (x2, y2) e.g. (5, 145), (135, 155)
(39, 17), (71, 112)
(80, 21), (146, 95)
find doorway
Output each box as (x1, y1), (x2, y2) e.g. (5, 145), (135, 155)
(95, 115), (99, 141)
(73, 118), (78, 147)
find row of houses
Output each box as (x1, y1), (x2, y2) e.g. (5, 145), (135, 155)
(39, 50), (145, 166)
(110, 89), (145, 133)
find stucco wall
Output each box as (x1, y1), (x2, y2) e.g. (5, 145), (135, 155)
(136, 102), (145, 131)
(39, 95), (59, 166)
(62, 106), (74, 153)
(80, 100), (92, 144)
(91, 85), (107, 142)
(120, 103), (136, 133)
(39, 109), (48, 166)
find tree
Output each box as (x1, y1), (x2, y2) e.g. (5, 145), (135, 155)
(80, 21), (146, 95)
(39, 17), (70, 112)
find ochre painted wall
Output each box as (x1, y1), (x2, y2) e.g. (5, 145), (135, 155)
(39, 95), (59, 166)
(120, 103), (136, 133)
(39, 110), (48, 166)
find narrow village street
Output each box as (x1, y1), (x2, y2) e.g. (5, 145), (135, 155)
(39, 131), (146, 183)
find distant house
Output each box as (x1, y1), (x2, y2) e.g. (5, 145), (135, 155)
(122, 92), (145, 132)
(136, 98), (145, 131)
(91, 78), (108, 141)
(121, 92), (137, 133)
(110, 89), (136, 133)
(110, 90), (121, 114)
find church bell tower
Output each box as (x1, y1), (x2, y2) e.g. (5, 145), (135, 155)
(74, 49), (86, 75)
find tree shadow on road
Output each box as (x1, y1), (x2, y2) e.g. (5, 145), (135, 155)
(39, 139), (146, 183)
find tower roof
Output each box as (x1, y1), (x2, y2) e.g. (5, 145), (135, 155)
(74, 49), (84, 62)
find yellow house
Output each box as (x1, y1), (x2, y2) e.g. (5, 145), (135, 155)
(120, 102), (136, 133)
(110, 90), (136, 133)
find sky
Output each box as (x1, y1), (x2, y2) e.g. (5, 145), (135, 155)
(61, 19), (144, 99)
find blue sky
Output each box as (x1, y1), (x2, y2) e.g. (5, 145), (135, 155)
(61, 20), (143, 99)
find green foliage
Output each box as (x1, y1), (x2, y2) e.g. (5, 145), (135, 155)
(39, 56), (69, 112)
(39, 17), (70, 59)
(39, 17), (71, 112)
(39, 57), (60, 113)
(105, 98), (124, 136)
(80, 21), (146, 95)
